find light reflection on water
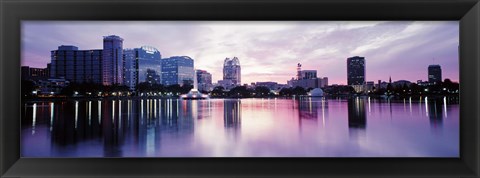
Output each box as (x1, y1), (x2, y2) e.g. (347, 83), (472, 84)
(21, 97), (459, 157)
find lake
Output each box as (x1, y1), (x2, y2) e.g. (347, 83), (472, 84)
(21, 97), (459, 157)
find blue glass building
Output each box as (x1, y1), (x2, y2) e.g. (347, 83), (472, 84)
(223, 57), (241, 85)
(50, 45), (103, 84)
(161, 56), (194, 86)
(196, 69), (213, 92)
(124, 46), (162, 90)
(102, 35), (124, 85)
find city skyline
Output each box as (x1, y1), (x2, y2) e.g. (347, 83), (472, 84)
(22, 21), (459, 85)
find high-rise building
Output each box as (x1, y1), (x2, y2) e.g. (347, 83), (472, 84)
(196, 69), (213, 92)
(287, 63), (328, 89)
(347, 56), (366, 86)
(300, 70), (317, 79)
(102, 35), (124, 85)
(161, 56), (194, 86)
(428, 64), (442, 84)
(223, 57), (241, 85)
(50, 45), (103, 84)
(124, 46), (162, 90)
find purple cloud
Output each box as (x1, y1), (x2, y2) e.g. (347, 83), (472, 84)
(21, 21), (459, 85)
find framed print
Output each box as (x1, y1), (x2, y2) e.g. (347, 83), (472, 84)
(1, 0), (479, 177)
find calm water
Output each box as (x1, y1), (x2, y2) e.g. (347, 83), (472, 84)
(21, 97), (459, 157)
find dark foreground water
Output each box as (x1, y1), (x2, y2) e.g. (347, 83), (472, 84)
(21, 97), (459, 157)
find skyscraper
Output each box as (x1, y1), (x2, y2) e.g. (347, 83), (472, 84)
(161, 56), (194, 86)
(428, 64), (442, 84)
(102, 35), (124, 85)
(50, 45), (103, 84)
(223, 57), (241, 86)
(347, 56), (366, 86)
(124, 46), (162, 90)
(196, 69), (213, 92)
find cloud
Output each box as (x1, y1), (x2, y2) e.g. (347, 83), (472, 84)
(22, 21), (459, 84)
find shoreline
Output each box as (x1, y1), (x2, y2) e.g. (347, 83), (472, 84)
(22, 94), (459, 102)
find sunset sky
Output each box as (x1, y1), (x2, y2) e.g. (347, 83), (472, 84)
(22, 21), (459, 85)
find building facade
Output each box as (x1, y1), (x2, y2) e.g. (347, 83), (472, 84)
(21, 66), (50, 80)
(223, 57), (241, 86)
(161, 56), (194, 86)
(288, 77), (329, 89)
(50, 45), (103, 84)
(102, 35), (124, 85)
(196, 69), (213, 92)
(347, 56), (366, 86)
(124, 46), (162, 90)
(299, 70), (317, 80)
(428, 64), (442, 84)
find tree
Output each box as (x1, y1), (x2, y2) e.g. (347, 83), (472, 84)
(180, 84), (193, 94)
(292, 86), (307, 96)
(211, 86), (225, 97)
(22, 80), (36, 97)
(228, 86), (251, 98)
(279, 88), (293, 96)
(165, 84), (182, 95)
(136, 82), (152, 93)
(254, 86), (271, 97)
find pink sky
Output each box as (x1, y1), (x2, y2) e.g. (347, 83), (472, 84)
(22, 21), (459, 85)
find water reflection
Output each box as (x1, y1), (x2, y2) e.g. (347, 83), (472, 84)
(22, 97), (459, 157)
(428, 98), (444, 129)
(298, 97), (319, 120)
(348, 98), (367, 139)
(224, 99), (241, 129)
(348, 97), (366, 129)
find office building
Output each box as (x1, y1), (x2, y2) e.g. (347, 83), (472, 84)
(21, 66), (50, 80)
(299, 70), (317, 80)
(255, 82), (278, 90)
(161, 56), (194, 86)
(288, 77), (329, 89)
(50, 45), (103, 84)
(124, 46), (162, 90)
(217, 79), (235, 90)
(196, 69), (213, 92)
(102, 35), (124, 85)
(223, 57), (241, 85)
(347, 56), (366, 85)
(428, 64), (442, 84)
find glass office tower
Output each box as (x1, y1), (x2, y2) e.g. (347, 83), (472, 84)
(161, 56), (194, 86)
(50, 45), (103, 84)
(223, 57), (241, 86)
(124, 46), (162, 90)
(347, 56), (366, 85)
(102, 35), (124, 85)
(428, 64), (442, 84)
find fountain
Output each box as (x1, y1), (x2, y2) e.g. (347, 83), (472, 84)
(181, 69), (209, 100)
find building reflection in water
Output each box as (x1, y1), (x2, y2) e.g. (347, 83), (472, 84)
(427, 97), (444, 130)
(223, 99), (241, 129)
(348, 97), (366, 139)
(296, 97), (330, 129)
(297, 97), (319, 120)
(21, 97), (459, 157)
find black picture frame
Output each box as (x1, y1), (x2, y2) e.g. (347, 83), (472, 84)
(1, 0), (479, 177)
